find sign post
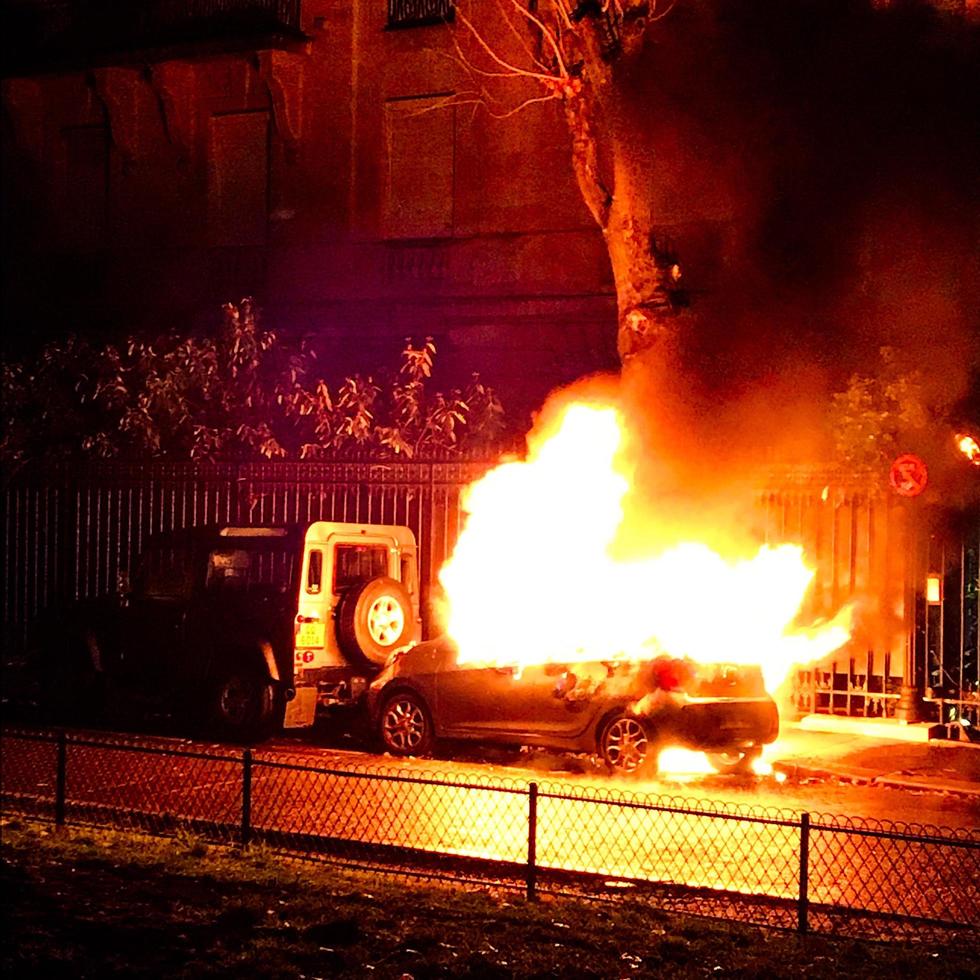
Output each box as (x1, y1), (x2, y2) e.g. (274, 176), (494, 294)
(889, 454), (928, 722)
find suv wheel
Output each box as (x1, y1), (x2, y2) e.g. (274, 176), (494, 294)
(706, 747), (761, 775)
(379, 690), (433, 756)
(209, 669), (277, 743)
(337, 576), (413, 667)
(600, 714), (654, 775)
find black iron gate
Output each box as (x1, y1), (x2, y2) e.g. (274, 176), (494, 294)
(1, 459), (489, 651)
(762, 479), (979, 728)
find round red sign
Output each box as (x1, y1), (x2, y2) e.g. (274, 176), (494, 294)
(889, 453), (928, 497)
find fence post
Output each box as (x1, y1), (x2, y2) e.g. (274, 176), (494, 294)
(798, 811), (810, 933)
(526, 781), (538, 901)
(54, 731), (67, 828)
(241, 749), (252, 848)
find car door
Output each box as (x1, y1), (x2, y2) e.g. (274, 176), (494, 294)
(116, 543), (195, 692)
(434, 658), (589, 740)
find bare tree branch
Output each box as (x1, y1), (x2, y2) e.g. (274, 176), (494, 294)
(498, 0), (553, 73)
(511, 0), (570, 77)
(454, 4), (560, 83)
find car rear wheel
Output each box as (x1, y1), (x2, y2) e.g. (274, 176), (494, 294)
(600, 714), (654, 775)
(379, 690), (433, 757)
(209, 669), (278, 743)
(706, 746), (762, 775)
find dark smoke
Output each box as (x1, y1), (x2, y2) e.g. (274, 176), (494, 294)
(615, 0), (980, 473)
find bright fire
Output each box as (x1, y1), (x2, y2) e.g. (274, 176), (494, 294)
(440, 399), (850, 696)
(956, 432), (980, 466)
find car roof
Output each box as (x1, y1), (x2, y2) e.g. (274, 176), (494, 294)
(139, 524), (305, 552)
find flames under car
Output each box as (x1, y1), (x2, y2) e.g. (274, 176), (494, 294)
(367, 637), (779, 774)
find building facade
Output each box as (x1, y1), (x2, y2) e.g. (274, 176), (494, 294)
(2, 0), (623, 416)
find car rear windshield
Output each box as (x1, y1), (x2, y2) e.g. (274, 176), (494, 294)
(135, 547), (194, 598)
(334, 544), (388, 592)
(690, 663), (767, 698)
(206, 547), (295, 594)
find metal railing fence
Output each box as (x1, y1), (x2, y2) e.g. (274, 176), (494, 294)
(2, 726), (977, 943)
(3, 460), (977, 724)
(1, 458), (490, 652)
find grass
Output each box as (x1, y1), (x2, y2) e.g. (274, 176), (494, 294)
(1, 817), (976, 979)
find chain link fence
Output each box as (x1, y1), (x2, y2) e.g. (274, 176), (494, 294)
(2, 726), (977, 943)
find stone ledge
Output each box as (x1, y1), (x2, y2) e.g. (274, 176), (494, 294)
(796, 714), (942, 742)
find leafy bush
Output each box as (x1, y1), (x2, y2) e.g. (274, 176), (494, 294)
(1, 300), (506, 467)
(828, 348), (931, 471)
(825, 346), (975, 481)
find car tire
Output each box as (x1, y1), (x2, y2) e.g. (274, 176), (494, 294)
(208, 668), (278, 743)
(706, 746), (762, 775)
(336, 576), (413, 668)
(379, 690), (433, 757)
(599, 713), (655, 775)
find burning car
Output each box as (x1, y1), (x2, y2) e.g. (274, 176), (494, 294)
(368, 637), (779, 774)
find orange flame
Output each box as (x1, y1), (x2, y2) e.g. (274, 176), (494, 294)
(956, 433), (980, 466)
(440, 399), (850, 695)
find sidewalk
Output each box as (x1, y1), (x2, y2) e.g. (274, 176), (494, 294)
(770, 716), (980, 799)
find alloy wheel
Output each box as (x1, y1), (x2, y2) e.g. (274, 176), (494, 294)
(382, 696), (427, 753)
(603, 716), (649, 773)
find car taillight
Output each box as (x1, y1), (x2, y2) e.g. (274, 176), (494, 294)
(651, 656), (692, 692)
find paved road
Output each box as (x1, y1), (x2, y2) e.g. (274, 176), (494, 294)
(273, 730), (980, 829)
(2, 724), (977, 933)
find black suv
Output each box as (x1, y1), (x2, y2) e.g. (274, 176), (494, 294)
(39, 526), (302, 741)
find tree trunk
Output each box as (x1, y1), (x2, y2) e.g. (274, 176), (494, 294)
(563, 91), (680, 364)
(605, 149), (680, 364)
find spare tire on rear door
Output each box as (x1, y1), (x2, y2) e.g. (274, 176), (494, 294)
(336, 576), (413, 668)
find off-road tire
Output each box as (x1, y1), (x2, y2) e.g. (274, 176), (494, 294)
(208, 668), (278, 743)
(336, 576), (413, 668)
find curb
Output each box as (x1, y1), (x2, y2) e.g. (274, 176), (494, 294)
(772, 761), (980, 799)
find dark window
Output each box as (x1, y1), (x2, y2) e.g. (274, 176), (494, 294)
(207, 110), (269, 246)
(135, 548), (192, 599)
(206, 547), (294, 593)
(387, 0), (454, 30)
(334, 545), (388, 592)
(306, 550), (323, 594)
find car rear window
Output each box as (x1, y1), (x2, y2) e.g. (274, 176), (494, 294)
(206, 547), (295, 593)
(135, 547), (193, 599)
(690, 663), (767, 698)
(334, 544), (388, 592)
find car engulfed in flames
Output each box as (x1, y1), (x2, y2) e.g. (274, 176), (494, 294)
(369, 394), (850, 776)
(368, 637), (779, 775)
